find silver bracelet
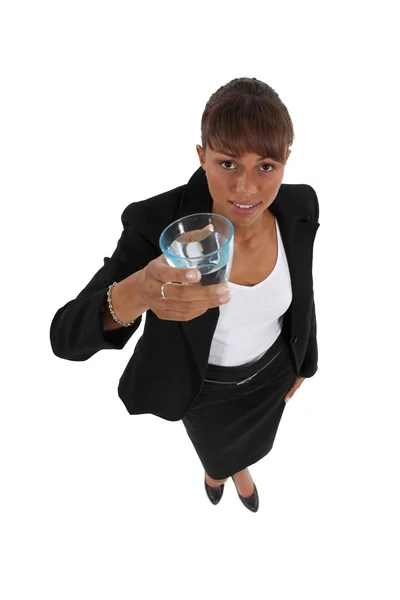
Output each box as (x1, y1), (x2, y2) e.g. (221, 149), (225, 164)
(106, 282), (136, 327)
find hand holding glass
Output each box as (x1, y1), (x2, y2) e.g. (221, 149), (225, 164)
(159, 213), (234, 286)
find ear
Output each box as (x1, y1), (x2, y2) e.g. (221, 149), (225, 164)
(196, 144), (206, 170)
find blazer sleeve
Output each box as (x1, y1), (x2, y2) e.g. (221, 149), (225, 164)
(299, 186), (320, 378)
(49, 204), (157, 361)
(299, 293), (318, 377)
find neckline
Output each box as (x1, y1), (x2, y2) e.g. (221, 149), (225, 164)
(228, 217), (281, 290)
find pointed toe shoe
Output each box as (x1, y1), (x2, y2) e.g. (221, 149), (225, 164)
(204, 476), (225, 505)
(232, 477), (259, 512)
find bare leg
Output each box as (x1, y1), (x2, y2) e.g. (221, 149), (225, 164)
(232, 468), (255, 498)
(205, 472), (229, 488)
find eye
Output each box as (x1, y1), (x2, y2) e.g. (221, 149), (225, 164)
(220, 161), (274, 172)
(259, 163), (274, 172)
(220, 160), (235, 170)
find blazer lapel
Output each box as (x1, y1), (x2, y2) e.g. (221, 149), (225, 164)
(173, 166), (319, 380)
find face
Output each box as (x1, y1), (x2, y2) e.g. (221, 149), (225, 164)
(196, 144), (291, 228)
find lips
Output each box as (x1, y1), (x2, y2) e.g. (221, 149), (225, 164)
(229, 201), (262, 216)
(229, 201), (261, 207)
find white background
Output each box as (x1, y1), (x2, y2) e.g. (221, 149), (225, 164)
(1, 1), (399, 598)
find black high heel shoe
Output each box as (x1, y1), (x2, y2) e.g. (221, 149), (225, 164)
(232, 476), (259, 512)
(204, 475), (225, 505)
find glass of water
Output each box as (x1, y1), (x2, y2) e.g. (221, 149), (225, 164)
(159, 213), (234, 286)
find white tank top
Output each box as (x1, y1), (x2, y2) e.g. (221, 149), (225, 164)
(208, 217), (293, 366)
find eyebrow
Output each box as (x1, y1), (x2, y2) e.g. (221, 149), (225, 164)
(216, 151), (277, 162)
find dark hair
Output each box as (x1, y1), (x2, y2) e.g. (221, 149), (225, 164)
(200, 77), (294, 165)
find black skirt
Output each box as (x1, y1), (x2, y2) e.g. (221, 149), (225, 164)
(181, 331), (297, 480)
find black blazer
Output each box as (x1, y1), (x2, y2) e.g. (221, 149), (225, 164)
(50, 166), (320, 422)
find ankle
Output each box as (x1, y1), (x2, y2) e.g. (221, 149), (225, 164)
(205, 474), (228, 487)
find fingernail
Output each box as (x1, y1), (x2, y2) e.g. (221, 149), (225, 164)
(220, 294), (231, 303)
(186, 270), (200, 281)
(217, 285), (229, 295)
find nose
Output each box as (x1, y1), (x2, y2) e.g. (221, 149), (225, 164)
(235, 171), (258, 197)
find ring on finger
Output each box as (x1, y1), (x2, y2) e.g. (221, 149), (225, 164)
(161, 281), (173, 300)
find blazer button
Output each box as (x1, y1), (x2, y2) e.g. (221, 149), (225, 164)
(291, 335), (297, 344)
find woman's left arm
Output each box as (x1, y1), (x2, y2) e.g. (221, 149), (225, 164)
(284, 297), (318, 402)
(285, 187), (320, 402)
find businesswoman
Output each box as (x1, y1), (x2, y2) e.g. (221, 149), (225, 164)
(50, 77), (320, 513)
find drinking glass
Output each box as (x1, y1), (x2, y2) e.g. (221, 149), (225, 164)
(159, 213), (234, 286)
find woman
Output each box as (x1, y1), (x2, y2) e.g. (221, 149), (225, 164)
(50, 77), (320, 513)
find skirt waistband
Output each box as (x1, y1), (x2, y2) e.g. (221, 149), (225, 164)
(204, 332), (290, 386)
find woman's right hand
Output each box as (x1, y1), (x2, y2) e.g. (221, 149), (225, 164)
(139, 229), (232, 322)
